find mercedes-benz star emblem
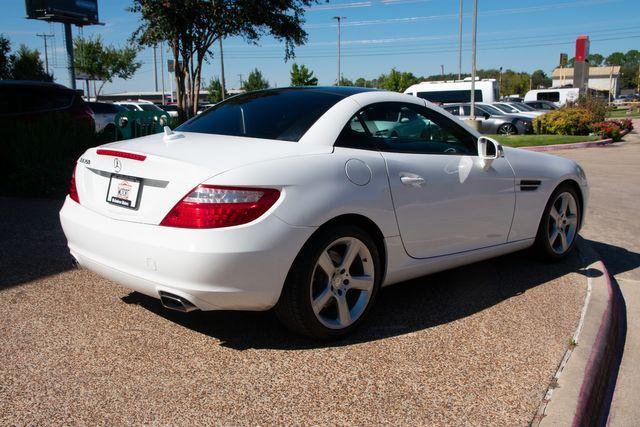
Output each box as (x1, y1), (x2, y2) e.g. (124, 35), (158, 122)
(114, 158), (122, 173)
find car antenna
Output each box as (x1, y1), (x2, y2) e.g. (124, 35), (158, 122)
(163, 125), (184, 142)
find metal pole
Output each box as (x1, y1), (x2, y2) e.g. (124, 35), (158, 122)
(499, 66), (502, 99)
(441, 65), (444, 76)
(333, 16), (345, 85)
(219, 38), (226, 100)
(160, 42), (166, 105)
(469, 0), (477, 119)
(36, 34), (53, 75)
(238, 74), (243, 89)
(63, 23), (76, 90)
(153, 45), (158, 92)
(458, 0), (463, 80)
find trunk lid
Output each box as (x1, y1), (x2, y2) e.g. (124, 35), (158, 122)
(75, 131), (332, 224)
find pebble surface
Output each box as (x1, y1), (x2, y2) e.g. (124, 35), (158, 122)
(0, 198), (586, 425)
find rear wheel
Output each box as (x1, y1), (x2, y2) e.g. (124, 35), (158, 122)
(275, 225), (382, 339)
(497, 123), (517, 135)
(534, 184), (581, 260)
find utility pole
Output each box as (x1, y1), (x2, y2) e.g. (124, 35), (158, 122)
(238, 74), (243, 90)
(469, 0), (478, 120)
(153, 45), (158, 92)
(160, 42), (166, 105)
(440, 65), (445, 77)
(333, 16), (346, 85)
(36, 33), (54, 75)
(499, 66), (503, 99)
(63, 23), (76, 89)
(458, 0), (463, 80)
(219, 38), (226, 100)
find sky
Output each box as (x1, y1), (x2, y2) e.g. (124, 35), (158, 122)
(2, 0), (639, 94)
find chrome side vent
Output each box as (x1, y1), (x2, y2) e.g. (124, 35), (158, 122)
(519, 180), (541, 192)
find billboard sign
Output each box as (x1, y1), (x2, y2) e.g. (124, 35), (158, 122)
(25, 0), (99, 26)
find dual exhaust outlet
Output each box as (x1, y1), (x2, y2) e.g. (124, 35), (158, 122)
(159, 291), (198, 313)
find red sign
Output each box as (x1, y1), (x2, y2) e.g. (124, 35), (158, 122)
(575, 35), (590, 62)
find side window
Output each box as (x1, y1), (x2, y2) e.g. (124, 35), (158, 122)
(335, 113), (376, 149)
(361, 102), (476, 155)
(444, 106), (460, 116)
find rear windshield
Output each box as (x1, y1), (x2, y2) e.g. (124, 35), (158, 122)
(177, 89), (345, 142)
(0, 86), (74, 115)
(88, 102), (120, 114)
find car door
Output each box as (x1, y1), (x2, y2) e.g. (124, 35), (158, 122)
(356, 102), (515, 258)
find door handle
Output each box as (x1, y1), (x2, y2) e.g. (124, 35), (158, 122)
(399, 173), (426, 187)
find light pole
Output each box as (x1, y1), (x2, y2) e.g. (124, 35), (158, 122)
(458, 0), (463, 80)
(160, 42), (166, 105)
(469, 0), (478, 121)
(499, 66), (503, 99)
(153, 45), (158, 92)
(36, 33), (54, 75)
(333, 16), (346, 85)
(219, 38), (226, 100)
(441, 64), (445, 77)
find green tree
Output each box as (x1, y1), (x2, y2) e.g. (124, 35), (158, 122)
(130, 0), (319, 120)
(243, 68), (270, 91)
(354, 77), (367, 87)
(605, 51), (626, 66)
(205, 77), (227, 103)
(9, 45), (52, 81)
(587, 53), (604, 66)
(74, 36), (141, 99)
(290, 63), (318, 86)
(337, 77), (353, 86)
(0, 34), (10, 79)
(377, 68), (418, 92)
(531, 69), (551, 89)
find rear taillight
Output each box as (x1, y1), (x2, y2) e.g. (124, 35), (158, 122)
(160, 185), (280, 229)
(69, 166), (80, 203)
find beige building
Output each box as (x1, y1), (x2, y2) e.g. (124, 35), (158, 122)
(552, 66), (621, 96)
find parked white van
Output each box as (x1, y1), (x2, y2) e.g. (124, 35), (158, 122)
(524, 88), (579, 106)
(404, 78), (499, 104)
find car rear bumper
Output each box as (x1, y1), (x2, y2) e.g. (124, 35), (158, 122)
(59, 197), (316, 311)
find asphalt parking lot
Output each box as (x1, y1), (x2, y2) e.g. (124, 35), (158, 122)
(0, 197), (589, 425)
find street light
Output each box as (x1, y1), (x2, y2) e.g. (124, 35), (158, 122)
(469, 0), (478, 123)
(333, 16), (346, 85)
(458, 0), (463, 80)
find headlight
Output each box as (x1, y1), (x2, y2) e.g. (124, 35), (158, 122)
(159, 116), (167, 126)
(118, 116), (128, 127)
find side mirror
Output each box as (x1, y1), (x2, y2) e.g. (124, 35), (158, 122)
(477, 136), (504, 169)
(483, 113), (490, 119)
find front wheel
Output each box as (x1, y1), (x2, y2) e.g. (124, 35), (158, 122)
(534, 184), (581, 260)
(275, 225), (382, 339)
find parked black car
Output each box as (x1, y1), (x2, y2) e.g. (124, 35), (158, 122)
(0, 80), (94, 128)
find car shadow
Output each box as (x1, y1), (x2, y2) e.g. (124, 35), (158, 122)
(122, 237), (639, 351)
(0, 197), (75, 291)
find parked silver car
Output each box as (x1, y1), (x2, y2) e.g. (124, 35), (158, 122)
(443, 103), (532, 135)
(87, 102), (127, 134)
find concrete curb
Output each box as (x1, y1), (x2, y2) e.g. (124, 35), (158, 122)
(521, 129), (631, 152)
(535, 240), (626, 426)
(521, 138), (613, 152)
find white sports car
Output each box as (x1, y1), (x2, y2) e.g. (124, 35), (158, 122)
(60, 87), (588, 339)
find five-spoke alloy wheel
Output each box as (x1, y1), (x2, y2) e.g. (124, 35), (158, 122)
(276, 225), (381, 339)
(535, 184), (582, 260)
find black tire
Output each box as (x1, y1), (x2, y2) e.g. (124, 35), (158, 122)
(275, 225), (382, 340)
(497, 123), (517, 135)
(534, 183), (582, 261)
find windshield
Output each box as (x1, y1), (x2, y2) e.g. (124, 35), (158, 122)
(477, 104), (503, 115)
(494, 103), (518, 113)
(513, 102), (535, 111)
(177, 89), (345, 142)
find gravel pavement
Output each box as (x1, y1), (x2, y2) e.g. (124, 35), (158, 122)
(0, 196), (586, 425)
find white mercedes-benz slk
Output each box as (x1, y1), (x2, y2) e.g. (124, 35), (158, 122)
(60, 87), (588, 339)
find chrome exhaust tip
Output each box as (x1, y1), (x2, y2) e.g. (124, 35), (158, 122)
(159, 292), (198, 313)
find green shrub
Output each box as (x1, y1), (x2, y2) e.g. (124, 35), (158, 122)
(533, 107), (597, 135)
(567, 95), (607, 123)
(1, 116), (99, 197)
